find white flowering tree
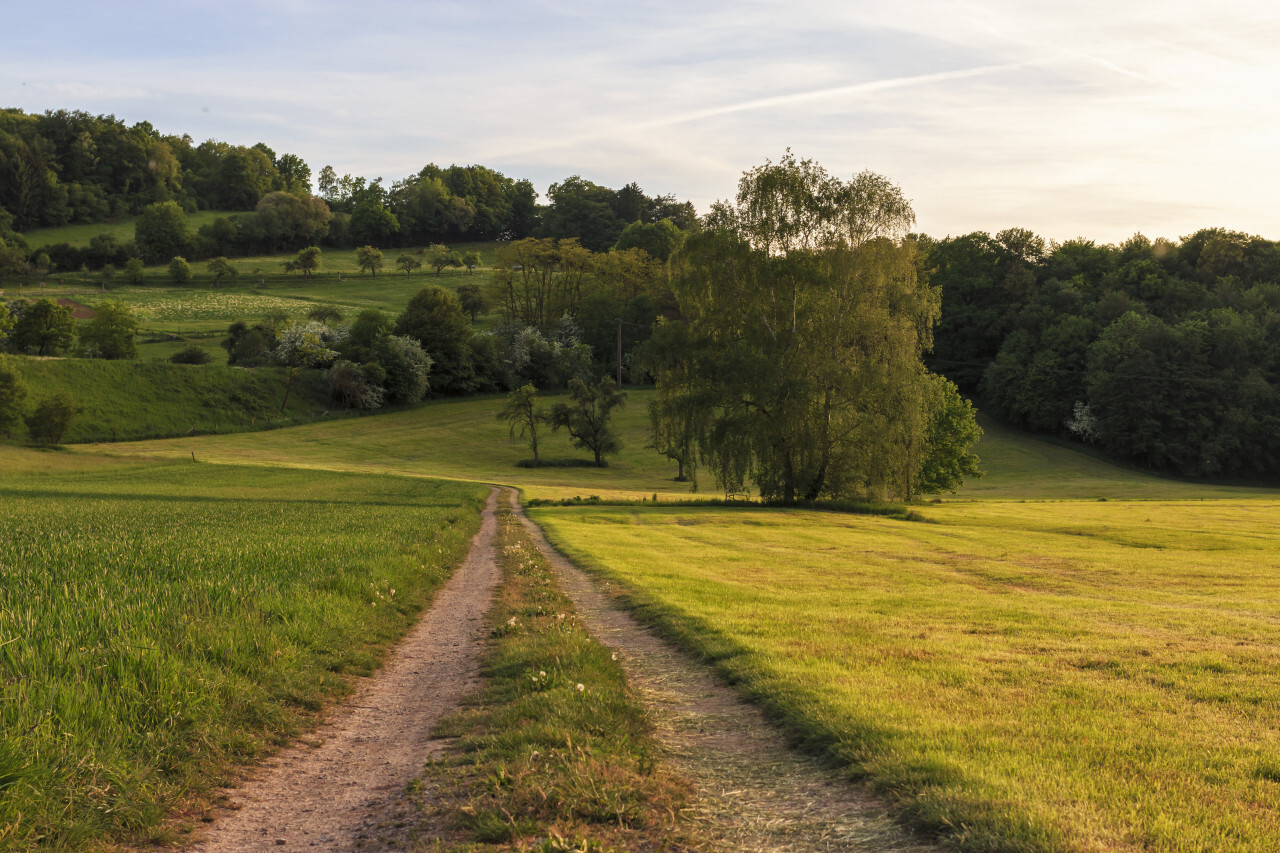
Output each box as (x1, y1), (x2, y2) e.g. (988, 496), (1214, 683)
(275, 321), (345, 413)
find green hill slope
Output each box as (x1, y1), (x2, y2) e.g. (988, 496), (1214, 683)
(11, 357), (339, 443)
(84, 391), (1276, 502)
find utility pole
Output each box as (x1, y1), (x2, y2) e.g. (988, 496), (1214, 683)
(616, 318), (623, 388)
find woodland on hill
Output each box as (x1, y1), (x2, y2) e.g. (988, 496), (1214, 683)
(1, 107), (1278, 482)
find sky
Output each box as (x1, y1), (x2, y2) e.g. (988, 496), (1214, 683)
(4, 0), (1279, 244)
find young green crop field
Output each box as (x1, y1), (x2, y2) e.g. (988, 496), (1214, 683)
(0, 457), (487, 850)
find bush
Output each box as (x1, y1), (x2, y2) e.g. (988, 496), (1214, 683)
(170, 345), (214, 365)
(168, 256), (193, 283)
(26, 391), (78, 445)
(0, 355), (28, 437)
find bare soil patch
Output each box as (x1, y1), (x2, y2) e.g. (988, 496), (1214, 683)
(56, 297), (97, 319)
(187, 487), (501, 853)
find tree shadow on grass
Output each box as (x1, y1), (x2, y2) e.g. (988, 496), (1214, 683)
(514, 458), (603, 469)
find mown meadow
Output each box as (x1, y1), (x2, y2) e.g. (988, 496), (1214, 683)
(0, 456), (487, 850)
(528, 490), (1280, 850)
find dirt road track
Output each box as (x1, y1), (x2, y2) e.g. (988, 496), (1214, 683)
(189, 487), (500, 853)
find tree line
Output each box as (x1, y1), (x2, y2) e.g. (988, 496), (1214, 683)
(926, 228), (1280, 478)
(0, 108), (699, 278)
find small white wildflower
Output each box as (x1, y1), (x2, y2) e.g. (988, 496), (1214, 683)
(539, 671), (546, 677)
(611, 652), (617, 661)
(576, 683), (585, 693)
(507, 616), (518, 627)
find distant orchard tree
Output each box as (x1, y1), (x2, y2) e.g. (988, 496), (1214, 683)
(11, 298), (74, 356)
(355, 246), (383, 278)
(99, 263), (116, 291)
(124, 257), (145, 284)
(425, 243), (462, 276)
(460, 250), (481, 274)
(80, 300), (138, 360)
(396, 252), (422, 277)
(206, 257), (238, 288)
(168, 256), (193, 283)
(294, 246), (322, 280)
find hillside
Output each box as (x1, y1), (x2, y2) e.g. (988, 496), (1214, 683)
(10, 358), (340, 443)
(83, 390), (1276, 503)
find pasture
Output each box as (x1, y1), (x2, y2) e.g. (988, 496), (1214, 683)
(528, 495), (1280, 851)
(33, 387), (1280, 851)
(1, 243), (498, 366)
(0, 459), (487, 849)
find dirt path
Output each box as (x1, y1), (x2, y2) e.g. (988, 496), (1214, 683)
(514, 504), (941, 853)
(189, 487), (501, 853)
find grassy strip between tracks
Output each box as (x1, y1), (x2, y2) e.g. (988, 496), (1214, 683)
(402, 496), (698, 853)
(0, 459), (487, 851)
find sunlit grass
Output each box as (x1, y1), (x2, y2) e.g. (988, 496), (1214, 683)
(529, 499), (1280, 851)
(81, 389), (710, 501)
(0, 460), (487, 850)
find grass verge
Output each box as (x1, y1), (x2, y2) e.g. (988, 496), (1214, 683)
(0, 459), (487, 851)
(401, 497), (698, 852)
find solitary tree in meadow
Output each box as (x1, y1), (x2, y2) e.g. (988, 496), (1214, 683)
(356, 245), (383, 278)
(549, 375), (626, 467)
(497, 384), (546, 464)
(396, 253), (422, 277)
(206, 257), (237, 288)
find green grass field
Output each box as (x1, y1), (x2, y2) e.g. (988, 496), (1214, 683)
(80, 389), (709, 501)
(0, 457), (487, 850)
(34, 382), (1280, 851)
(19, 211), (246, 250)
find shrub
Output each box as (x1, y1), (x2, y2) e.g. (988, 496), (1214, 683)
(168, 256), (193, 283)
(170, 345), (214, 365)
(26, 391), (78, 445)
(0, 355), (28, 437)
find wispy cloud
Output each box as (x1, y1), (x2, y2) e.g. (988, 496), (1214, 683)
(3, 1), (1280, 242)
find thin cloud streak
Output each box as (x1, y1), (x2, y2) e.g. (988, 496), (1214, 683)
(481, 61), (1036, 161)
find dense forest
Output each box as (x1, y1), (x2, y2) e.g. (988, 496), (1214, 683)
(0, 107), (697, 269)
(2, 106), (1278, 482)
(926, 229), (1280, 478)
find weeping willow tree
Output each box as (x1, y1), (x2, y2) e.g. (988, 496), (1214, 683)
(646, 153), (981, 502)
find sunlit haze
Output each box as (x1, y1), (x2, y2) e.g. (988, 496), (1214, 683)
(5, 0), (1279, 244)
